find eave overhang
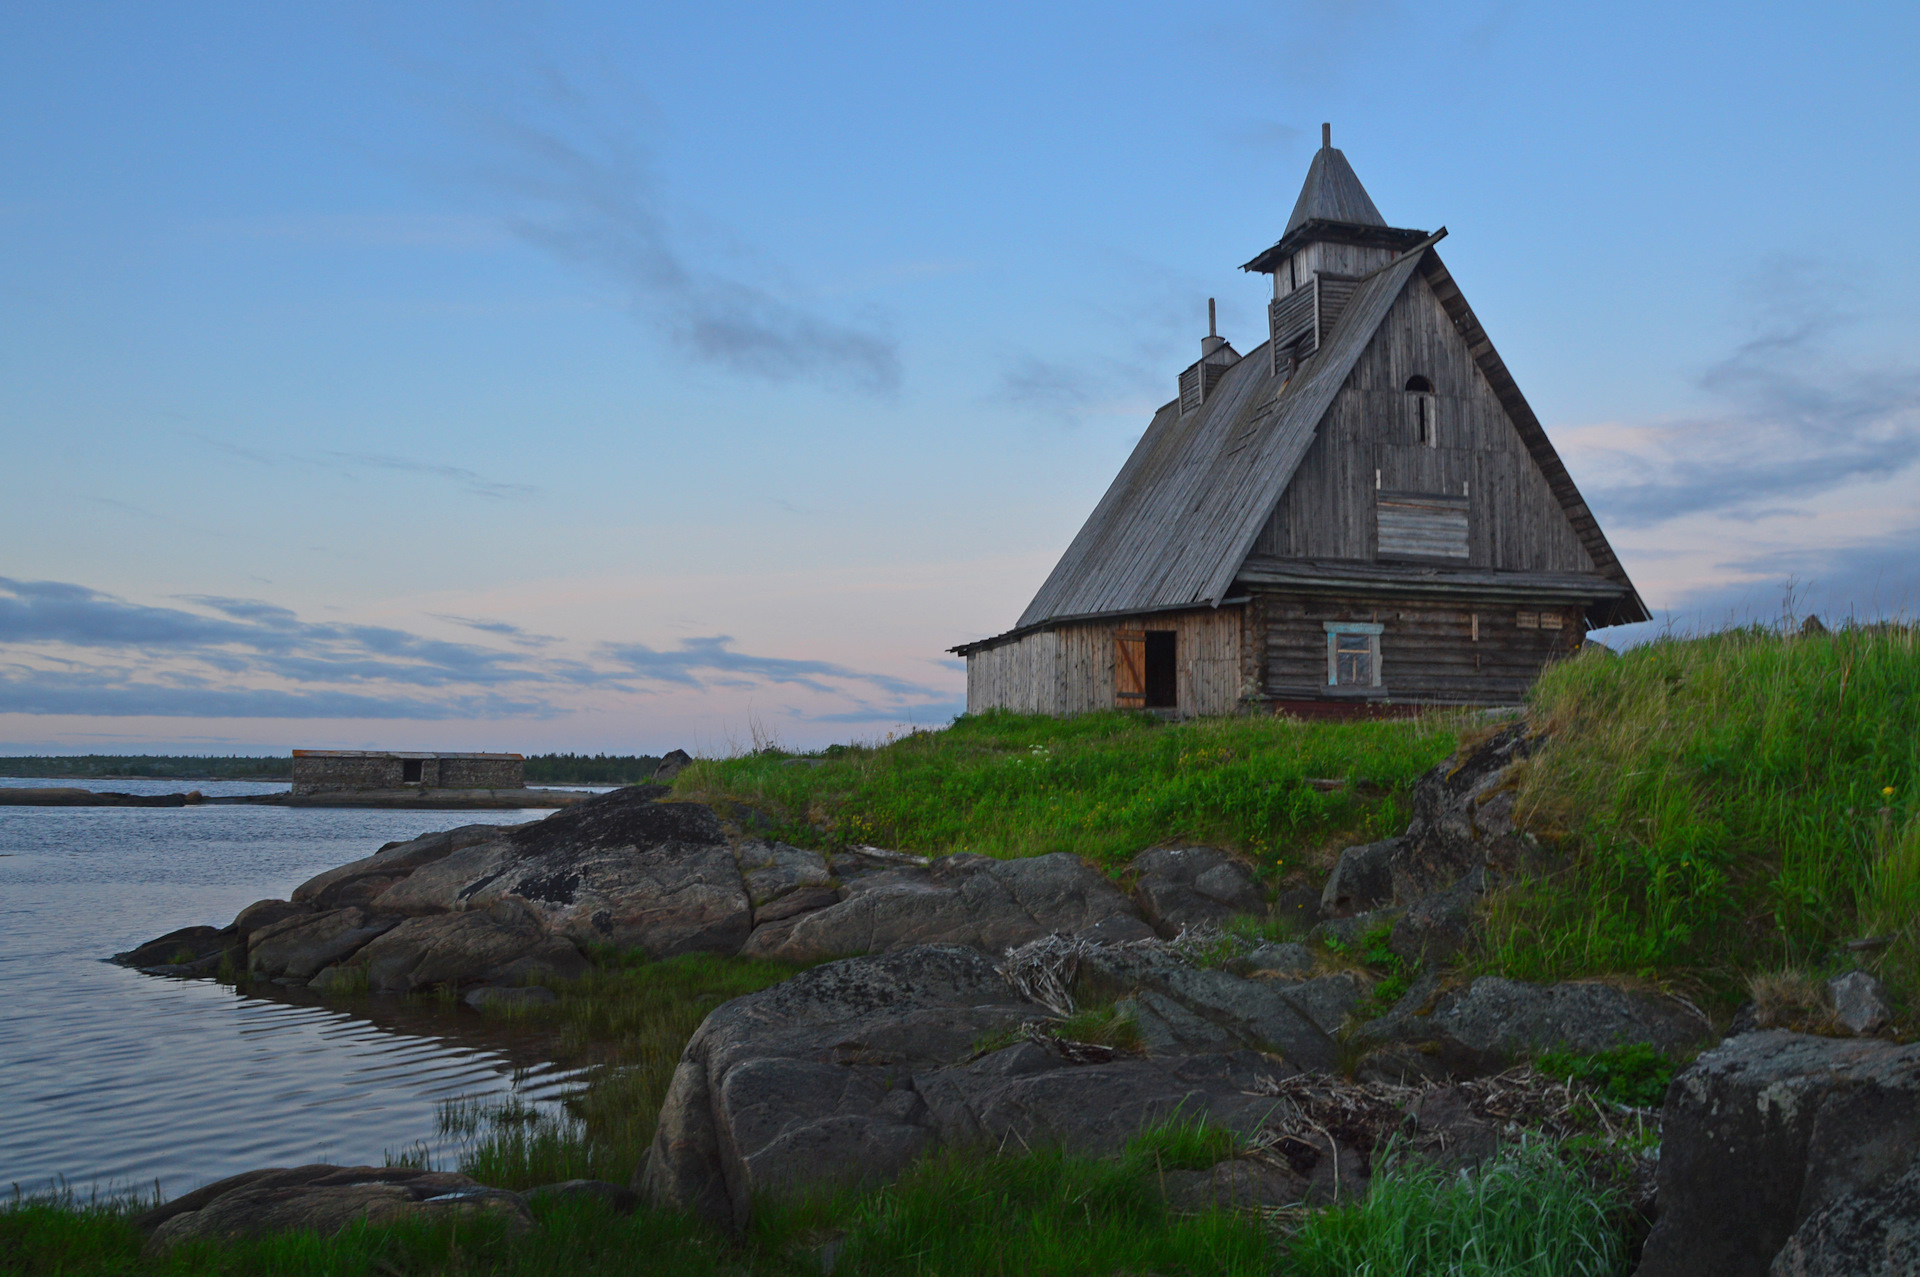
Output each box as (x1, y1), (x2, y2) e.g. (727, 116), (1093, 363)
(1241, 220), (1431, 274)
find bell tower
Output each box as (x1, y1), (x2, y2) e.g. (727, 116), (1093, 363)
(1241, 125), (1432, 376)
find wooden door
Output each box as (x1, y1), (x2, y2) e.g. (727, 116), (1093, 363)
(1115, 630), (1146, 707)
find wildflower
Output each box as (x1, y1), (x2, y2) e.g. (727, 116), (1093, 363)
(1886, 786), (1897, 799)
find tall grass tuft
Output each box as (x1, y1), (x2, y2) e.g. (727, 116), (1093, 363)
(1285, 1140), (1629, 1277)
(455, 952), (802, 1189)
(1478, 623), (1920, 1004)
(677, 709), (1456, 871)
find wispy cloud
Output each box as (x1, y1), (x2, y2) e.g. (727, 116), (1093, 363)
(1580, 260), (1920, 527)
(450, 63), (900, 392)
(195, 436), (538, 500)
(0, 577), (956, 724)
(602, 635), (948, 704)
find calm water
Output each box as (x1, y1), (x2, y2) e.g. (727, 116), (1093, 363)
(0, 781), (588, 1199)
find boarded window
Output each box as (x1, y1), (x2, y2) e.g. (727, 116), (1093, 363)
(1115, 630), (1146, 707)
(1377, 492), (1469, 560)
(1324, 622), (1384, 689)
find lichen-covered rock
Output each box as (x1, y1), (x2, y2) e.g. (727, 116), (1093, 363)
(1130, 846), (1266, 936)
(375, 792), (753, 959)
(740, 852), (1148, 963)
(1389, 723), (1534, 905)
(1076, 946), (1342, 1069)
(1828, 970), (1894, 1036)
(735, 842), (833, 909)
(1639, 1031), (1920, 1277)
(1353, 976), (1707, 1077)
(1320, 840), (1399, 917)
(137, 1165), (532, 1248)
(1771, 1161), (1920, 1276)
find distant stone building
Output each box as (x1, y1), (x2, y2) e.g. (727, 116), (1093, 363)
(290, 750), (523, 795)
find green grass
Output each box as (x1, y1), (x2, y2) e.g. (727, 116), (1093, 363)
(1478, 623), (1920, 1007)
(1532, 1044), (1676, 1110)
(1285, 1140), (1630, 1277)
(4, 1129), (1642, 1276)
(676, 709), (1456, 871)
(1, 1129), (1278, 1277)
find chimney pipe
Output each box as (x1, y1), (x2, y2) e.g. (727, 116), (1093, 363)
(1201, 297), (1226, 358)
(1322, 122), (1331, 149)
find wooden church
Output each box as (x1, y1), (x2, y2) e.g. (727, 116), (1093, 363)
(955, 126), (1646, 717)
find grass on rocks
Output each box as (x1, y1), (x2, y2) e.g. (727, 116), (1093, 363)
(674, 708), (1456, 872)
(1284, 1140), (1630, 1277)
(1479, 622), (1920, 1007)
(452, 951), (804, 1190)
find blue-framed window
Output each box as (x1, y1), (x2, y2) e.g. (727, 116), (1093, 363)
(1324, 621), (1384, 688)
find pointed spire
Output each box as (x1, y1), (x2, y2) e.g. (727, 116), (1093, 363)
(1283, 122), (1385, 236)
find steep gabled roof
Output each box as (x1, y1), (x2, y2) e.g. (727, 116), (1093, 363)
(1000, 247), (1648, 638)
(1015, 253), (1425, 629)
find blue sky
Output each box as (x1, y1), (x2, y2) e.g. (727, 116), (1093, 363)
(4, 1), (1918, 754)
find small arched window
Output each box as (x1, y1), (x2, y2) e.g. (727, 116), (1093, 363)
(1405, 375), (1436, 447)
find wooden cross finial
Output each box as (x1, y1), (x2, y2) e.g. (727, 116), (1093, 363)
(1322, 122), (1331, 149)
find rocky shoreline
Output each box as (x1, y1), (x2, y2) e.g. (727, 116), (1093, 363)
(111, 727), (1920, 1272)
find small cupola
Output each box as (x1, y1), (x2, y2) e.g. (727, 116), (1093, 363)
(1241, 124), (1432, 376)
(1178, 298), (1239, 413)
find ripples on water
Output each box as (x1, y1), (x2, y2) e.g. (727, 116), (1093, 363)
(0, 784), (584, 1199)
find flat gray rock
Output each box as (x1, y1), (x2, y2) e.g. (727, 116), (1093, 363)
(357, 900), (588, 993)
(1079, 946), (1341, 1070)
(376, 792), (753, 959)
(1130, 845), (1265, 937)
(246, 908), (400, 983)
(634, 944), (1301, 1232)
(1354, 976), (1707, 1076)
(137, 1165), (533, 1248)
(740, 851), (1146, 963)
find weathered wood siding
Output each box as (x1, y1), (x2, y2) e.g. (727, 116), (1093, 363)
(963, 628), (1061, 714)
(1254, 592), (1583, 706)
(964, 607), (1245, 718)
(1253, 270), (1594, 575)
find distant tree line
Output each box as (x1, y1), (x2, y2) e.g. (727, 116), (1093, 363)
(0, 755), (293, 780)
(521, 753), (663, 784)
(0, 753), (666, 784)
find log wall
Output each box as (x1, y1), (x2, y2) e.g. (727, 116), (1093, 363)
(1254, 592), (1584, 706)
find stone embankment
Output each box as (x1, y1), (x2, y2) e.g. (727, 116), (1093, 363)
(120, 726), (1916, 1266)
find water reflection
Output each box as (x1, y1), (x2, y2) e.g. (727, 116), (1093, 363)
(0, 798), (579, 1199)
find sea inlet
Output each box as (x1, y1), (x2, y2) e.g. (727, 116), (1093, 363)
(0, 778), (586, 1199)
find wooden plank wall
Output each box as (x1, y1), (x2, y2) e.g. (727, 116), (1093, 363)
(964, 608), (1246, 717)
(1258, 592), (1583, 705)
(964, 629), (1061, 714)
(1252, 271), (1595, 575)
(1274, 242), (1398, 298)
